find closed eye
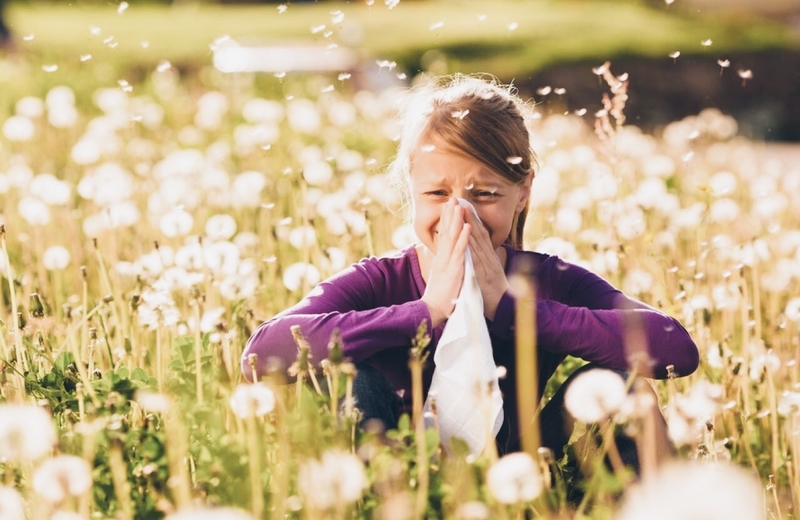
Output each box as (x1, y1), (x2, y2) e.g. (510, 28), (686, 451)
(473, 191), (499, 200)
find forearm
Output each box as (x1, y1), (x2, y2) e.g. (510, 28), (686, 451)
(242, 300), (432, 379)
(490, 293), (699, 378)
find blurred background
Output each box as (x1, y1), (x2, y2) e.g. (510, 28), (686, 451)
(1, 0), (798, 141)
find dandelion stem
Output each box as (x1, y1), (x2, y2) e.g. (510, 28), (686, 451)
(510, 263), (540, 459)
(246, 414), (265, 519)
(109, 437), (134, 520)
(193, 299), (204, 405)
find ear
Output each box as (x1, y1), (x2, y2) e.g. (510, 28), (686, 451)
(516, 174), (533, 212)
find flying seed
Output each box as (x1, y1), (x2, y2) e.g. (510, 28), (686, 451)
(506, 156), (523, 165)
(508, 22), (518, 31)
(42, 64), (58, 72)
(331, 10), (345, 24)
(156, 60), (171, 72)
(80, 54), (92, 62)
(311, 24), (326, 34)
(117, 1), (129, 14)
(22, 34), (34, 41)
(451, 109), (469, 120)
(554, 87), (566, 95)
(536, 86), (552, 95)
(430, 21), (444, 30)
(701, 39), (713, 47)
(338, 73), (352, 81)
(421, 144), (436, 152)
(277, 4), (288, 13)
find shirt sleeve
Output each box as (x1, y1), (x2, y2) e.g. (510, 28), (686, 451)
(242, 260), (432, 379)
(489, 256), (699, 379)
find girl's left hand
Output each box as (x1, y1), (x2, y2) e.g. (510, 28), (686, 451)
(463, 208), (509, 320)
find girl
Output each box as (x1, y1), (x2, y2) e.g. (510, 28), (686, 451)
(243, 75), (699, 456)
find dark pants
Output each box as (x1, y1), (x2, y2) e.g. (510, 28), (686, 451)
(351, 362), (666, 478)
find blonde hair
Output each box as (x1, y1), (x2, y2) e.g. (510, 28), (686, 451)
(387, 74), (537, 248)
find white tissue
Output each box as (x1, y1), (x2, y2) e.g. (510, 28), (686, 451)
(423, 198), (504, 456)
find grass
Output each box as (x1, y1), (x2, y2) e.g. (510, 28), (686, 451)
(7, 0), (798, 80)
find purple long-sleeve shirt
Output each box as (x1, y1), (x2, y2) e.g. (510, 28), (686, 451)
(243, 244), (698, 449)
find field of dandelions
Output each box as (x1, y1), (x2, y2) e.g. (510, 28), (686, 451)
(1, 31), (799, 519)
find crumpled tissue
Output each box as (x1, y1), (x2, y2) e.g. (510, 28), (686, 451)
(423, 198), (504, 456)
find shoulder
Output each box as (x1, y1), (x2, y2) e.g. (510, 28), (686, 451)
(327, 246), (418, 286)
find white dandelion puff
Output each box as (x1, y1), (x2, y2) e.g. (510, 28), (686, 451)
(42, 245), (71, 271)
(618, 461), (764, 520)
(0, 404), (57, 462)
(298, 449), (367, 510)
(229, 383), (276, 418)
(486, 452), (543, 504)
(564, 368), (627, 423)
(205, 213), (238, 240)
(0, 486), (25, 520)
(32, 455), (92, 503)
(2, 116), (36, 141)
(283, 262), (321, 292)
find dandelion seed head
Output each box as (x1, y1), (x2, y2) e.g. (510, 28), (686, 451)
(0, 486), (24, 520)
(738, 69), (753, 80)
(717, 59), (730, 68)
(2, 115), (36, 142)
(167, 507), (254, 520)
(33, 455), (92, 503)
(15, 96), (45, 118)
(0, 404), (57, 462)
(564, 368), (626, 422)
(618, 461), (763, 520)
(486, 452), (543, 504)
(230, 383), (276, 418)
(159, 208), (194, 238)
(669, 51), (680, 59)
(42, 245), (71, 271)
(298, 449), (367, 509)
(135, 390), (172, 413)
(283, 262), (321, 292)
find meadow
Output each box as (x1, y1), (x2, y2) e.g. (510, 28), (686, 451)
(1, 1), (800, 519)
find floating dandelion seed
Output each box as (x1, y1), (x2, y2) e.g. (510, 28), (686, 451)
(385, 0), (400, 9)
(103, 36), (114, 44)
(430, 21), (444, 30)
(738, 69), (753, 86)
(451, 109), (469, 120)
(80, 54), (92, 62)
(324, 31), (334, 39)
(508, 22), (519, 30)
(397, 72), (407, 79)
(338, 72), (351, 81)
(277, 4), (288, 13)
(22, 34), (34, 41)
(554, 87), (566, 95)
(321, 85), (335, 93)
(665, 0), (675, 4)
(331, 10), (345, 23)
(311, 24), (326, 34)
(117, 1), (129, 14)
(376, 59), (397, 71)
(156, 60), (172, 72)
(140, 40), (149, 48)
(506, 156), (523, 165)
(366, 0), (374, 5)
(42, 64), (58, 72)
(478, 14), (487, 21)
(118, 79), (133, 93)
(536, 86), (552, 95)
(89, 25), (101, 35)
(274, 71), (286, 79)
(701, 38), (713, 47)
(487, 453), (543, 504)
(421, 143), (436, 152)
(669, 51), (680, 64)
(575, 108), (587, 116)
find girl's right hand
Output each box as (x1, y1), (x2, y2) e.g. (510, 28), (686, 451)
(421, 198), (471, 327)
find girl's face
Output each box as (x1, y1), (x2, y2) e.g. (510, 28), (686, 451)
(409, 136), (531, 254)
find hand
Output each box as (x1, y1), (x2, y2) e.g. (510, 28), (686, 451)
(421, 198), (472, 327)
(464, 207), (509, 321)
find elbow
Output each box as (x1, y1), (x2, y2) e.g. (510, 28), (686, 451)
(659, 325), (700, 379)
